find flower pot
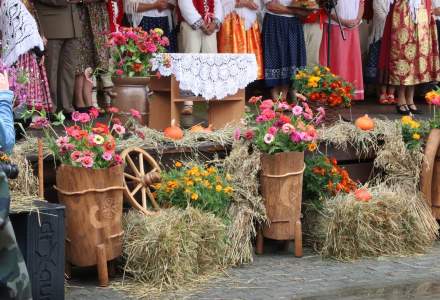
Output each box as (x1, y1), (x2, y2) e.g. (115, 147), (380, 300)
(55, 164), (124, 286)
(112, 76), (150, 125)
(257, 151), (304, 257)
(420, 128), (440, 219)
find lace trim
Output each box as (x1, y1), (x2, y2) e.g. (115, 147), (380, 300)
(151, 53), (258, 100)
(191, 18), (204, 30)
(264, 66), (298, 81)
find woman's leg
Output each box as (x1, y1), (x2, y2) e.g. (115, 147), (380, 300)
(387, 85), (396, 103)
(74, 75), (85, 108)
(396, 85), (409, 114)
(405, 85), (420, 113)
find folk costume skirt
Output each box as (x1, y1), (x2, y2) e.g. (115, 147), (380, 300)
(379, 1), (440, 86)
(263, 14), (306, 88)
(364, 39), (382, 84)
(320, 25), (364, 100)
(218, 12), (264, 80)
(139, 16), (177, 52)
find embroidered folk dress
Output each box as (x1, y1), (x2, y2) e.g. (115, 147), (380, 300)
(217, 0), (264, 79)
(379, 0), (440, 85)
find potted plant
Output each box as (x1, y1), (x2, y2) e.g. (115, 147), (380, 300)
(235, 96), (324, 256)
(421, 88), (440, 218)
(293, 65), (354, 124)
(26, 107), (136, 286)
(107, 26), (169, 125)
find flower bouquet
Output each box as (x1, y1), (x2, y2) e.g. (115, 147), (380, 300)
(154, 162), (233, 218)
(107, 27), (169, 77)
(293, 66), (354, 124)
(236, 96), (324, 253)
(425, 87), (440, 129)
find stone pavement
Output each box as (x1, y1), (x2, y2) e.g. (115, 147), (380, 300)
(66, 242), (440, 300)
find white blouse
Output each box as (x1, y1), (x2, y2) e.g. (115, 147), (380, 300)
(331, 0), (360, 25)
(221, 0), (261, 30)
(125, 0), (176, 28)
(178, 0), (223, 27)
(434, 0), (440, 21)
(368, 0), (391, 45)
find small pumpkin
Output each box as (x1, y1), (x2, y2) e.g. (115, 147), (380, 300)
(164, 119), (184, 140)
(190, 123), (205, 133)
(355, 114), (375, 131)
(354, 188), (372, 202)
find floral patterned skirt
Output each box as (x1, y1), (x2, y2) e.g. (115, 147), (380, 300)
(16, 52), (53, 112)
(380, 1), (440, 85)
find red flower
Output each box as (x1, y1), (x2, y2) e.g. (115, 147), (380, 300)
(104, 137), (116, 152)
(89, 107), (100, 119)
(133, 63), (144, 73)
(248, 96), (262, 104)
(107, 106), (119, 113)
(244, 129), (255, 140)
(92, 122), (110, 135)
(130, 109), (141, 120)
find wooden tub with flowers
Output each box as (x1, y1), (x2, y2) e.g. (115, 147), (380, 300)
(31, 109), (127, 287)
(421, 88), (440, 219)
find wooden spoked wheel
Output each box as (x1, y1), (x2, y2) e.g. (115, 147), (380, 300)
(121, 147), (161, 215)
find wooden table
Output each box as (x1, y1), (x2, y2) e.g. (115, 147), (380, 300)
(148, 76), (245, 131)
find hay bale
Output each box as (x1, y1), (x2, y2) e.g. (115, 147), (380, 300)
(122, 208), (226, 290)
(315, 184), (439, 261)
(221, 141), (267, 266)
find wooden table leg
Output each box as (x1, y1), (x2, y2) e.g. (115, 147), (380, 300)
(256, 226), (264, 255)
(96, 244), (109, 287)
(294, 220), (303, 258)
(208, 98), (245, 129)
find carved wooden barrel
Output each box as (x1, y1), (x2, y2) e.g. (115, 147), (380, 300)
(112, 77), (150, 125)
(421, 129), (440, 219)
(260, 151), (305, 240)
(55, 165), (124, 267)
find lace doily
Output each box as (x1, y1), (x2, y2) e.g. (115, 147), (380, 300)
(151, 53), (258, 100)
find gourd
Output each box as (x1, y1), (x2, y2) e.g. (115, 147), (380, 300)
(355, 114), (374, 131)
(354, 188), (372, 202)
(164, 119), (183, 140)
(190, 124), (213, 133)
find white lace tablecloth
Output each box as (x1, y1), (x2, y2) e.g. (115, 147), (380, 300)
(151, 53), (258, 100)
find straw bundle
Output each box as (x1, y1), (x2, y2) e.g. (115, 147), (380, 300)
(122, 208), (227, 291)
(221, 141), (267, 265)
(315, 184), (439, 261)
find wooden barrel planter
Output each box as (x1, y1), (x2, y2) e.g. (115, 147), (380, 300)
(256, 151), (305, 257)
(420, 129), (440, 219)
(112, 77), (150, 125)
(55, 165), (124, 286)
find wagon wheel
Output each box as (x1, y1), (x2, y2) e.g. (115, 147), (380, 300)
(121, 147), (161, 215)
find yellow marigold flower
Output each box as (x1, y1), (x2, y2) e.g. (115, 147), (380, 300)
(154, 28), (164, 35)
(413, 133), (421, 140)
(191, 193), (199, 201)
(224, 186), (233, 194)
(215, 185), (223, 192)
(203, 180), (210, 187)
(194, 177), (202, 182)
(184, 189), (191, 194)
(426, 91), (437, 102)
(153, 183), (161, 189)
(175, 161), (182, 168)
(410, 121), (420, 129)
(308, 142), (318, 152)
(226, 174), (232, 181)
(207, 166), (217, 174)
(186, 180), (194, 186)
(401, 116), (412, 125)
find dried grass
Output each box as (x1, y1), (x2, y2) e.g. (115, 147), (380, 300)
(121, 208), (227, 292)
(314, 184), (439, 261)
(221, 141), (267, 265)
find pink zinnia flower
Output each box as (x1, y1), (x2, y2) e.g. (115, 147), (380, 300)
(71, 111), (81, 122)
(268, 126), (278, 135)
(89, 107), (100, 119)
(290, 131), (306, 143)
(281, 123), (294, 134)
(115, 69), (124, 76)
(316, 107), (326, 125)
(78, 113), (91, 124)
(259, 100), (274, 111)
(261, 109), (276, 121)
(159, 37), (170, 47)
(112, 124), (126, 135)
(233, 128), (241, 140)
(56, 136), (69, 147)
(130, 109), (141, 120)
(292, 105), (303, 116)
(244, 129), (254, 140)
(263, 133), (275, 144)
(70, 151), (82, 162)
(256, 115), (268, 123)
(102, 152), (113, 161)
(114, 154), (123, 165)
(29, 117), (49, 129)
(278, 102), (290, 111)
(80, 155), (94, 168)
(107, 106), (119, 113)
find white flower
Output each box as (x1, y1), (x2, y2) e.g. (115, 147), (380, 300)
(264, 133), (275, 144)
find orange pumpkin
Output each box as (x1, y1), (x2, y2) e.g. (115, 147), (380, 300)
(190, 124), (205, 133)
(164, 119), (184, 140)
(354, 188), (372, 202)
(355, 114), (375, 131)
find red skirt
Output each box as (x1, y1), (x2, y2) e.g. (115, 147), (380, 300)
(320, 25), (364, 100)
